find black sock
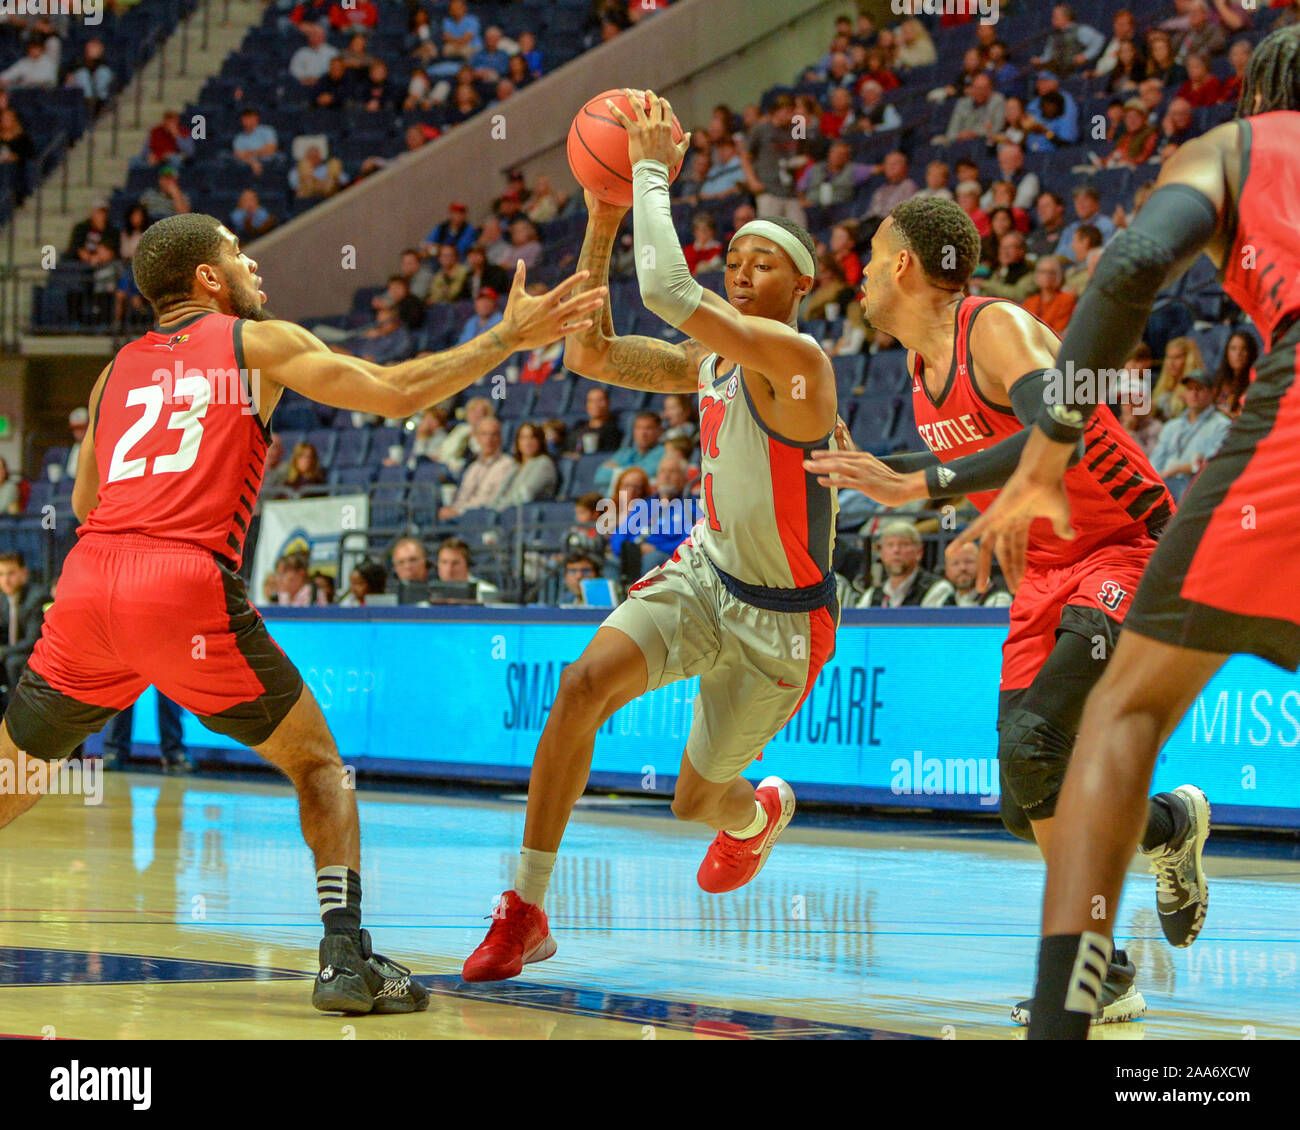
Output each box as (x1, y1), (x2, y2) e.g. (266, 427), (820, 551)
(317, 865), (362, 940)
(1028, 933), (1111, 1040)
(1140, 794), (1179, 852)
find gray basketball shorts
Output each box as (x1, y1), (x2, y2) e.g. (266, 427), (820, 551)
(602, 539), (838, 783)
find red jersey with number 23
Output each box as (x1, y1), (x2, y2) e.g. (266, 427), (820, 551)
(910, 297), (1173, 568)
(81, 311), (268, 567)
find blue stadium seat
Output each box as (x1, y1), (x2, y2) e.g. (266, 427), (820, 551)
(864, 351), (912, 398)
(568, 452), (608, 496)
(333, 430), (370, 469)
(849, 397), (897, 455)
(533, 378), (573, 417)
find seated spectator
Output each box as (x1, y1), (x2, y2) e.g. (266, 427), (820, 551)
(989, 95), (1030, 148)
(1056, 184), (1115, 257)
(1158, 97), (1201, 161)
(425, 201), (478, 259)
(348, 304), (412, 364)
(1178, 52), (1224, 106)
(275, 553), (313, 607)
(261, 433), (291, 497)
(329, 0), (378, 32)
(700, 135), (746, 201)
(497, 423), (558, 508)
(847, 521), (951, 608)
(0, 35), (57, 88)
(802, 253), (851, 322)
(819, 86), (856, 139)
(437, 396), (496, 473)
(285, 442), (326, 495)
(1220, 38), (1252, 105)
(914, 160), (953, 201)
(377, 274), (424, 332)
(1028, 190), (1067, 258)
(559, 553), (602, 606)
(894, 16), (937, 68)
(1092, 8), (1139, 79)
(140, 164), (191, 220)
(1175, 1), (1226, 61)
(472, 26), (512, 81)
(936, 73), (1006, 145)
(596, 411), (666, 492)
(65, 37), (113, 110)
(1148, 369), (1231, 502)
(289, 0), (332, 28)
(435, 537), (498, 603)
(801, 140), (871, 207)
(340, 31), (374, 71)
(356, 59), (399, 112)
(313, 56), (356, 108)
(981, 142), (1039, 212)
(1152, 335), (1206, 420)
(981, 207), (1019, 269)
(1116, 355), (1163, 456)
(975, 231), (1035, 302)
(231, 189), (276, 240)
(935, 44), (985, 101)
(456, 286), (503, 345)
(505, 53), (534, 92)
(291, 143), (348, 198)
(933, 542), (1012, 607)
(1106, 99), (1160, 166)
(400, 247), (434, 301)
(446, 79), (482, 124)
(146, 110), (194, 166)
(391, 536), (430, 585)
(1106, 39), (1148, 94)
(985, 180), (1031, 232)
(661, 394), (699, 444)
(0, 551), (49, 709)
(855, 79), (901, 132)
(672, 150), (711, 206)
(440, 416), (516, 518)
(290, 20), (337, 85)
(569, 386), (623, 456)
(1032, 3), (1106, 78)
(339, 560), (388, 606)
(1025, 73), (1080, 151)
(1022, 256), (1077, 335)
(524, 174), (566, 225)
(830, 219), (863, 286)
(954, 181), (990, 238)
(507, 218), (542, 269)
(684, 213), (724, 276)
(857, 47), (900, 94)
(516, 29), (542, 75)
(426, 243), (469, 303)
(864, 152), (918, 220)
(0, 455), (20, 514)
(464, 244), (511, 301)
(1145, 29), (1186, 86)
(542, 418), (568, 460)
(0, 107), (35, 202)
(1214, 330), (1258, 417)
(232, 109), (278, 177)
(1064, 225), (1103, 291)
(477, 217), (514, 269)
(311, 573), (335, 606)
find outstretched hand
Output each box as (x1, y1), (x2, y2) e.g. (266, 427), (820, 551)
(605, 88), (691, 171)
(499, 261), (607, 352)
(947, 427), (1076, 593)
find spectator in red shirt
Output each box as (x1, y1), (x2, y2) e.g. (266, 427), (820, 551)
(329, 0), (378, 31)
(857, 48), (900, 94)
(147, 110), (192, 166)
(290, 0), (330, 26)
(1106, 98), (1159, 165)
(1177, 52), (1224, 106)
(1021, 256), (1077, 335)
(684, 213), (723, 276)
(829, 220), (862, 287)
(819, 87), (856, 139)
(1220, 38), (1251, 104)
(955, 181), (991, 238)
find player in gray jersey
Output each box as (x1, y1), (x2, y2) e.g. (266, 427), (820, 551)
(464, 90), (840, 982)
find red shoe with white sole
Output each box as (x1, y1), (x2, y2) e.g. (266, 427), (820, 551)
(696, 776), (795, 894)
(461, 890), (557, 982)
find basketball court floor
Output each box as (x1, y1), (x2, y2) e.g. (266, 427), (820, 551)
(1, 770), (1297, 1040)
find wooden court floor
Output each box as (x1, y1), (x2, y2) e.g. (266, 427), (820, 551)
(1, 772), (1297, 1040)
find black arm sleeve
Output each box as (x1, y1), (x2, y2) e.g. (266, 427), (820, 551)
(1035, 182), (1221, 443)
(915, 370), (1085, 498)
(878, 450), (940, 473)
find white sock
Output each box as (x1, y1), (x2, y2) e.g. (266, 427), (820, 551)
(514, 847), (557, 908)
(727, 800), (767, 840)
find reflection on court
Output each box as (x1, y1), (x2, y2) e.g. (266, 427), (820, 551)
(1, 773), (1297, 1039)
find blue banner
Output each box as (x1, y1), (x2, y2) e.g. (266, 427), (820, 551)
(122, 607), (1300, 827)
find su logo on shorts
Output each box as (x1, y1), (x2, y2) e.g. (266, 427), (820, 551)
(1098, 580), (1127, 612)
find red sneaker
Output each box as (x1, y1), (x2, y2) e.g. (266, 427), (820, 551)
(461, 890), (557, 982)
(696, 776), (795, 894)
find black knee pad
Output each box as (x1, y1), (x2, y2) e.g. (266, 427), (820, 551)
(998, 707), (1075, 820)
(4, 668), (114, 760)
(998, 779), (1037, 843)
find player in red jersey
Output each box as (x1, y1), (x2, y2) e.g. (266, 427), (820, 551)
(0, 212), (603, 1015)
(953, 25), (1300, 1038)
(805, 194), (1209, 1027)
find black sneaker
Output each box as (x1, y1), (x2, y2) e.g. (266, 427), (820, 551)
(312, 929), (429, 1015)
(1141, 784), (1211, 948)
(162, 754), (195, 775)
(1011, 950), (1147, 1026)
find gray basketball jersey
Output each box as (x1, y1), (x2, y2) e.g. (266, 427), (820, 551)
(689, 341), (839, 590)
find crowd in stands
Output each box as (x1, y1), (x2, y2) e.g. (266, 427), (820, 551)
(9, 0), (1293, 613)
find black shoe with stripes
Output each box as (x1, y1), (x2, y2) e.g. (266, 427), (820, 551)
(312, 929), (429, 1015)
(1010, 950), (1146, 1026)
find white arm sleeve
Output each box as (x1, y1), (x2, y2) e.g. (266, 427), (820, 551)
(632, 159), (704, 327)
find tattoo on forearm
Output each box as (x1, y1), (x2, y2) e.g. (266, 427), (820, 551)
(607, 337), (691, 390)
(575, 229), (615, 349)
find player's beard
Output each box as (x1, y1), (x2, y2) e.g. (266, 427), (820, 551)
(224, 268), (271, 321)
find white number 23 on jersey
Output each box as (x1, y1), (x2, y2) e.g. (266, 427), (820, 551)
(106, 378), (211, 483)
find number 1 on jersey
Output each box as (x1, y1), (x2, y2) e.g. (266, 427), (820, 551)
(702, 472), (722, 532)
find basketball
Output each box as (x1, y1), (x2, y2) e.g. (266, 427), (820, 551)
(566, 88), (686, 207)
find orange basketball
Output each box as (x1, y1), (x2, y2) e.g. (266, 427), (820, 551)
(566, 89), (686, 207)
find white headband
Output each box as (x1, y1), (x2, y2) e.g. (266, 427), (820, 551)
(729, 220), (815, 279)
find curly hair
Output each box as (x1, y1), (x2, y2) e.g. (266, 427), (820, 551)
(132, 212), (227, 312)
(887, 195), (981, 291)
